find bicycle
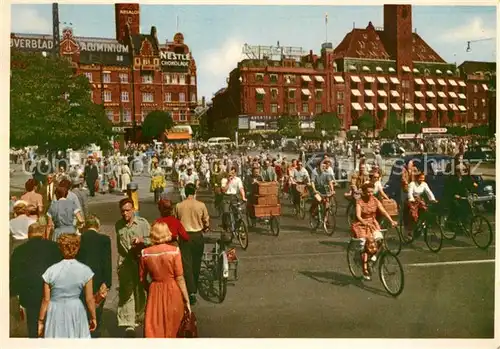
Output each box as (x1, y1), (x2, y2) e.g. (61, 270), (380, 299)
(291, 183), (309, 219)
(199, 231), (238, 303)
(222, 200), (249, 250)
(346, 234), (405, 297)
(404, 201), (444, 253)
(308, 193), (336, 236)
(438, 194), (494, 249)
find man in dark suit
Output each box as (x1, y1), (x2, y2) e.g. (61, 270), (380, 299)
(10, 222), (62, 338)
(84, 158), (99, 197)
(39, 173), (56, 214)
(77, 214), (112, 338)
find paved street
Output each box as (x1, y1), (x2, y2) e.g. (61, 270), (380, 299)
(9, 164), (495, 338)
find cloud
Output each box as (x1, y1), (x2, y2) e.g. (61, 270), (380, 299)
(11, 7), (51, 33)
(197, 38), (245, 97)
(440, 17), (496, 43)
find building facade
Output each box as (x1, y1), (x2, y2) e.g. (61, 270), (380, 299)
(10, 3), (198, 140)
(209, 4), (491, 135)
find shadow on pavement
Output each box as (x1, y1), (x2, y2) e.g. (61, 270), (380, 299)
(319, 240), (349, 249)
(299, 270), (393, 298)
(100, 307), (121, 338)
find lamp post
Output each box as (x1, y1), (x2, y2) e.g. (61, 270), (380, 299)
(402, 91), (407, 133)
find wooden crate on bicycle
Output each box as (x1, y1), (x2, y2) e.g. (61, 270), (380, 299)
(253, 181), (279, 196)
(381, 199), (398, 217)
(250, 204), (281, 218)
(253, 195), (279, 206)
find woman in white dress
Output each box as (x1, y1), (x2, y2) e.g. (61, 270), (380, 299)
(120, 161), (132, 196)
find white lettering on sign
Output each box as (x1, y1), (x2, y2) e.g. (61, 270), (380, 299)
(11, 38), (54, 50)
(159, 51), (191, 61)
(79, 41), (129, 53)
(422, 127), (447, 134)
(119, 10), (139, 15)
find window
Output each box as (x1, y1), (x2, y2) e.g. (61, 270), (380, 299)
(191, 93), (196, 102)
(104, 91), (112, 102)
(142, 73), (153, 84)
(121, 91), (129, 102)
(179, 74), (186, 85)
(90, 91), (93, 101)
(106, 110), (114, 121)
(123, 109), (131, 122)
(256, 90), (264, 100)
(143, 58), (151, 65)
(119, 73), (128, 83)
(473, 99), (478, 107)
(288, 103), (296, 113)
(256, 102), (264, 113)
(163, 73), (171, 84)
(288, 89), (296, 99)
(482, 98), (486, 107)
(473, 85), (478, 93)
(116, 55), (124, 62)
(171, 74), (177, 84)
(270, 74), (278, 83)
(142, 92), (154, 103)
(103, 73), (111, 83)
(271, 103), (278, 113)
(482, 112), (486, 119)
(402, 79), (410, 89)
(179, 93), (185, 102)
(285, 75), (296, 84)
(256, 73), (264, 82)
(180, 111), (187, 121)
(271, 88), (278, 100)
(474, 112), (478, 120)
(315, 89), (323, 100)
(337, 104), (345, 114)
(315, 103), (322, 114)
(190, 76), (196, 85)
(164, 93), (172, 102)
(141, 111), (147, 122)
(84, 72), (93, 82)
(302, 103), (309, 113)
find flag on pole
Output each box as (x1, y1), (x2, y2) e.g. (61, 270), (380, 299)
(325, 12), (328, 24)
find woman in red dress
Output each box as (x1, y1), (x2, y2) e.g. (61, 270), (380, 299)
(350, 183), (397, 280)
(156, 199), (190, 243)
(139, 222), (191, 338)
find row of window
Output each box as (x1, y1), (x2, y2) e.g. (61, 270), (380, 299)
(255, 102), (324, 114)
(105, 110), (190, 122)
(84, 72), (196, 85)
(93, 91), (196, 103)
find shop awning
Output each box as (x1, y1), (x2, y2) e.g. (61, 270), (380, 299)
(351, 102), (362, 111)
(390, 77), (400, 84)
(315, 76), (325, 82)
(377, 90), (387, 97)
(351, 89), (361, 96)
(333, 76), (344, 83)
(166, 132), (191, 140)
(415, 103), (425, 111)
(426, 103), (436, 111)
(301, 75), (312, 82)
(364, 76), (375, 83)
(365, 90), (375, 97)
(378, 103), (387, 110)
(426, 91), (436, 98)
(377, 76), (388, 83)
(365, 103), (374, 110)
(391, 90), (400, 97)
(390, 103), (401, 111)
(350, 76), (361, 83)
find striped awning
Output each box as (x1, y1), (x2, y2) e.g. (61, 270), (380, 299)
(390, 77), (400, 84)
(458, 105), (467, 111)
(364, 76), (376, 83)
(449, 91), (458, 98)
(256, 88), (266, 94)
(351, 102), (362, 111)
(426, 91), (436, 98)
(390, 103), (401, 111)
(315, 76), (325, 82)
(449, 104), (459, 111)
(365, 103), (374, 110)
(301, 75), (312, 82)
(426, 103), (436, 111)
(351, 89), (361, 96)
(391, 90), (400, 97)
(377, 77), (388, 83)
(414, 103), (425, 111)
(351, 76), (361, 83)
(404, 103), (414, 110)
(448, 80), (457, 86)
(365, 90), (375, 97)
(426, 78), (435, 85)
(301, 89), (311, 96)
(458, 93), (467, 99)
(414, 78), (424, 85)
(378, 103), (387, 110)
(333, 76), (344, 83)
(377, 90), (387, 97)
(458, 81), (466, 87)
(415, 91), (424, 98)
(438, 103), (448, 111)
(437, 91), (447, 98)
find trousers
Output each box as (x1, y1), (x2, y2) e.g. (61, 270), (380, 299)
(117, 261), (146, 328)
(179, 232), (205, 295)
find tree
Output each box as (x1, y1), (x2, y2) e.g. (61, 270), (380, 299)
(386, 111), (403, 134)
(277, 114), (300, 138)
(314, 112), (340, 136)
(354, 112), (375, 135)
(10, 51), (113, 152)
(141, 110), (174, 141)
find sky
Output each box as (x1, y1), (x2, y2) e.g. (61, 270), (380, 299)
(10, 3), (497, 100)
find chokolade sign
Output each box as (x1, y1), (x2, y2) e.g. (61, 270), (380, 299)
(160, 51), (190, 72)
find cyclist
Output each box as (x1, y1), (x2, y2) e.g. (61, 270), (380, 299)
(350, 182), (398, 280)
(261, 160), (277, 182)
(310, 162), (335, 216)
(345, 161), (370, 202)
(290, 161), (310, 211)
(221, 167), (247, 234)
(443, 165), (476, 229)
(407, 173), (438, 236)
(369, 171), (389, 200)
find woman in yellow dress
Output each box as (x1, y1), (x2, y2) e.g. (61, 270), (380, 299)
(150, 159), (166, 203)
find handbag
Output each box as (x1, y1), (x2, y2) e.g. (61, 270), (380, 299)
(177, 310), (198, 338)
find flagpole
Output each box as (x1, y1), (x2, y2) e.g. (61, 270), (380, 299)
(325, 13), (328, 43)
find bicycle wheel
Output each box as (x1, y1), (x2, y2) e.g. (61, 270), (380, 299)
(346, 240), (364, 279)
(378, 251), (405, 297)
(424, 219), (443, 253)
(308, 210), (320, 231)
(346, 202), (355, 226)
(323, 209), (336, 236)
(470, 215), (493, 250)
(380, 220), (402, 256)
(217, 255), (228, 303)
(237, 219), (249, 250)
(329, 196), (338, 216)
(298, 199), (306, 219)
(270, 216), (280, 236)
(437, 213), (456, 240)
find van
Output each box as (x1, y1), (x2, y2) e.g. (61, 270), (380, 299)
(207, 137), (233, 147)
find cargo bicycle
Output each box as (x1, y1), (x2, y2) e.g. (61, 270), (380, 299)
(247, 181), (281, 236)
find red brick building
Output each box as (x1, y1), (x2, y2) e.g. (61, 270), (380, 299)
(10, 3), (198, 140)
(209, 4), (489, 136)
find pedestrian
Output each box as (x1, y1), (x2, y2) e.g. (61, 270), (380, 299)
(20, 178), (44, 215)
(38, 234), (97, 338)
(71, 178), (89, 219)
(120, 160), (132, 196)
(115, 197), (150, 336)
(46, 184), (84, 241)
(40, 174), (56, 213)
(174, 183), (210, 305)
(84, 158), (99, 197)
(76, 214), (112, 338)
(10, 222), (62, 338)
(10, 201), (37, 253)
(156, 199), (190, 243)
(139, 221), (191, 338)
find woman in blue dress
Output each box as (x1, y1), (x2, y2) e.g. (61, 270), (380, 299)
(38, 234), (97, 338)
(47, 185), (84, 241)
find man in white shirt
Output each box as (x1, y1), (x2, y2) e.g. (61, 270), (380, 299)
(179, 166), (199, 200)
(10, 201), (37, 253)
(221, 167), (247, 235)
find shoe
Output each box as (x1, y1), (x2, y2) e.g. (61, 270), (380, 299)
(370, 255), (377, 262)
(189, 294), (197, 305)
(125, 327), (135, 337)
(363, 274), (371, 281)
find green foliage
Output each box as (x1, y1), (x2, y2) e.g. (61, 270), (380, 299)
(469, 125), (489, 137)
(447, 126), (467, 136)
(378, 128), (397, 139)
(277, 115), (300, 137)
(10, 51), (113, 152)
(141, 110), (174, 141)
(405, 121), (422, 134)
(354, 112), (375, 133)
(314, 112), (340, 136)
(386, 111), (403, 133)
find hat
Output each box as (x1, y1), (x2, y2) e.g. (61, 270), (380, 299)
(13, 200), (28, 209)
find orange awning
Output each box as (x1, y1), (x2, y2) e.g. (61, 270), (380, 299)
(166, 132), (191, 140)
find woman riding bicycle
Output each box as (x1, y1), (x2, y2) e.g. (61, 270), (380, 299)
(350, 182), (397, 280)
(407, 173), (438, 236)
(369, 170), (389, 201)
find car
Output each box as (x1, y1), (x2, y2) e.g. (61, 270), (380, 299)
(383, 153), (495, 207)
(380, 142), (404, 157)
(464, 145), (495, 163)
(304, 152), (349, 187)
